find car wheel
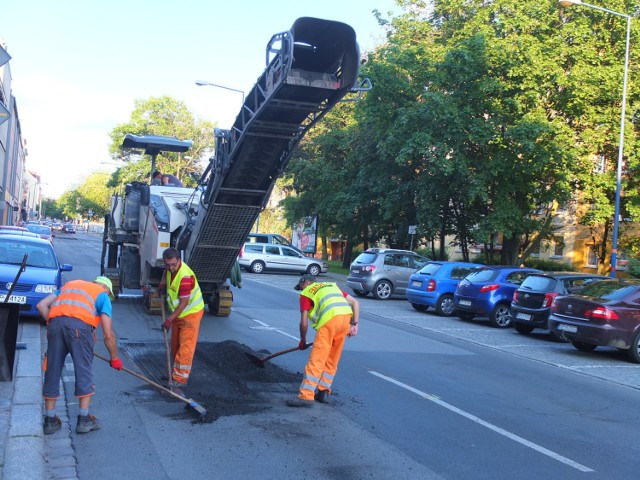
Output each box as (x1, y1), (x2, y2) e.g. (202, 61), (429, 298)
(250, 261), (265, 274)
(435, 294), (455, 316)
(372, 280), (393, 300)
(571, 341), (597, 352)
(411, 303), (428, 312)
(513, 322), (535, 335)
(307, 264), (321, 276)
(625, 331), (640, 363)
(456, 310), (475, 321)
(353, 290), (368, 297)
(489, 304), (512, 328)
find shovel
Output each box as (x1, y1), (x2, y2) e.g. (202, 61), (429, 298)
(93, 352), (207, 419)
(246, 343), (313, 368)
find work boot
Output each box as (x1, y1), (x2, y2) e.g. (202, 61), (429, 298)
(76, 414), (101, 434)
(314, 389), (330, 404)
(43, 415), (62, 435)
(169, 380), (186, 396)
(286, 397), (315, 408)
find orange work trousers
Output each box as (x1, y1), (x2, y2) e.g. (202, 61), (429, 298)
(298, 314), (351, 401)
(170, 309), (204, 385)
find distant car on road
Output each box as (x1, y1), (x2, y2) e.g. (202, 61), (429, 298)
(405, 261), (483, 315)
(62, 224), (76, 234)
(347, 248), (429, 300)
(549, 279), (640, 363)
(25, 224), (54, 242)
(511, 272), (608, 336)
(453, 266), (541, 327)
(238, 243), (327, 276)
(0, 236), (73, 317)
(0, 230), (39, 238)
(0, 226), (28, 233)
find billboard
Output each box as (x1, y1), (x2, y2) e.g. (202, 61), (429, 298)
(292, 216), (318, 254)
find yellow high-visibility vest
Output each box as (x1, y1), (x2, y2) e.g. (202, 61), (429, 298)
(300, 282), (352, 330)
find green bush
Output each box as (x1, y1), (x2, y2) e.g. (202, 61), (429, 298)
(470, 254), (501, 265)
(626, 258), (640, 278)
(522, 258), (576, 272)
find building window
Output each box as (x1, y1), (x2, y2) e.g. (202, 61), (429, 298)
(586, 246), (598, 268)
(553, 236), (564, 257)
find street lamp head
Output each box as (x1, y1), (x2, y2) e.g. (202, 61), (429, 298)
(559, 0), (583, 6)
(195, 80), (209, 86)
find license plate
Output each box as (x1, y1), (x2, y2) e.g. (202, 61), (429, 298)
(0, 294), (27, 304)
(516, 312), (531, 321)
(411, 280), (421, 287)
(557, 323), (577, 333)
(459, 300), (471, 306)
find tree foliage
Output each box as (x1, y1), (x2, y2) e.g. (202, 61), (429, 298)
(280, 0), (640, 270)
(57, 172), (111, 221)
(107, 96), (215, 187)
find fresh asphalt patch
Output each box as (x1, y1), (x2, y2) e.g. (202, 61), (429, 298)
(119, 340), (300, 423)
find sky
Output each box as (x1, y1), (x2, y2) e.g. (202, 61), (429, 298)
(2, 0), (400, 198)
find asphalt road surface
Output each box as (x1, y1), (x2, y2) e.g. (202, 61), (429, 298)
(44, 233), (640, 479)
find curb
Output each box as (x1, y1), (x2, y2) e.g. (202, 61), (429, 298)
(3, 321), (45, 480)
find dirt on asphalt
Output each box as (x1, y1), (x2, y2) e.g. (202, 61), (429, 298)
(121, 340), (301, 422)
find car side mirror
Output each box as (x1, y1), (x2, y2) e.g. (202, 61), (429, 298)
(60, 264), (73, 272)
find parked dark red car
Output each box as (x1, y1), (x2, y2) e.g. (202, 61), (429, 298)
(549, 279), (640, 363)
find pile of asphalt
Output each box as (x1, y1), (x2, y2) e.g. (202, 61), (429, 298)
(120, 340), (300, 422)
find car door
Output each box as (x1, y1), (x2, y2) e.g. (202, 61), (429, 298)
(280, 246), (308, 272)
(264, 245), (281, 269)
(386, 253), (413, 293)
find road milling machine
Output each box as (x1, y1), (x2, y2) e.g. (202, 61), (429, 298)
(102, 17), (366, 316)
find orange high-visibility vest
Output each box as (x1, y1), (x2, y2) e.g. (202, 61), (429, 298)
(49, 280), (104, 327)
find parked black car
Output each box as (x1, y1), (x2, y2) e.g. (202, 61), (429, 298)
(549, 279), (640, 363)
(511, 272), (608, 336)
(62, 224), (76, 234)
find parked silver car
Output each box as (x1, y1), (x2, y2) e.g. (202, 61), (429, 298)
(347, 248), (429, 300)
(238, 243), (328, 275)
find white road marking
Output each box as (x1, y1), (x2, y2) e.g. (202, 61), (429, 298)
(252, 319), (299, 341)
(369, 370), (594, 473)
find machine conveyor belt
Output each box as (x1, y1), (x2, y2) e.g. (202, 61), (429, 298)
(186, 17), (360, 288)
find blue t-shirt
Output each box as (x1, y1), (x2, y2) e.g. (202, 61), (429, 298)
(94, 292), (113, 318)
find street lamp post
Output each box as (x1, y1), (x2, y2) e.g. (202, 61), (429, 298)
(195, 80), (245, 104)
(559, 0), (631, 277)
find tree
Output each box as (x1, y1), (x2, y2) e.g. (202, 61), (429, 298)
(57, 172), (110, 221)
(107, 96), (215, 187)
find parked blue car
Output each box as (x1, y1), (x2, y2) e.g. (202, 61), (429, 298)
(406, 261), (484, 316)
(453, 266), (541, 328)
(0, 236), (72, 318)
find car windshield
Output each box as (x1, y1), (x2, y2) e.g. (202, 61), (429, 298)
(464, 268), (499, 283)
(0, 238), (57, 269)
(578, 281), (639, 301)
(354, 253), (377, 264)
(26, 225), (51, 235)
(519, 275), (556, 291)
(418, 263), (442, 275)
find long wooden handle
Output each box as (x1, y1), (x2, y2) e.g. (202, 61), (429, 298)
(93, 352), (192, 404)
(261, 343), (313, 362)
(160, 297), (172, 383)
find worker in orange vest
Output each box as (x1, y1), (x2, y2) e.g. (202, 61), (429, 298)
(38, 276), (122, 435)
(287, 274), (360, 407)
(158, 247), (205, 388)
